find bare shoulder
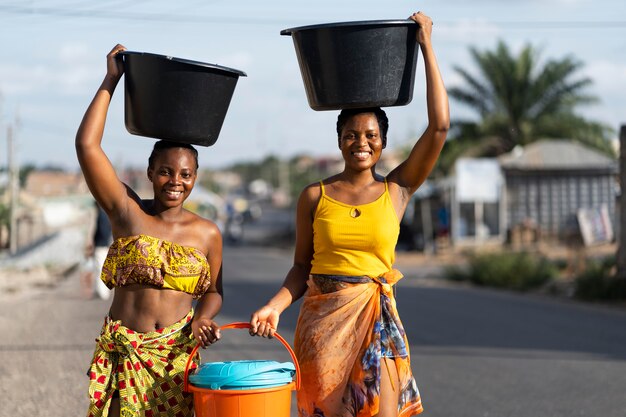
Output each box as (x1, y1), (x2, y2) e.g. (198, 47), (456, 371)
(299, 178), (334, 220)
(185, 210), (222, 254)
(301, 181), (322, 201)
(189, 212), (221, 235)
(385, 175), (412, 211)
(385, 176), (407, 196)
(299, 180), (325, 210)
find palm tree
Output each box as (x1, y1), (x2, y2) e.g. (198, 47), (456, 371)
(439, 40), (614, 174)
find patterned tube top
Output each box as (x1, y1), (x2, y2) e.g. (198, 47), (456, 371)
(100, 234), (211, 298)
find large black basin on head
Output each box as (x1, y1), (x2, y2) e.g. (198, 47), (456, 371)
(119, 51), (246, 147)
(281, 19), (419, 111)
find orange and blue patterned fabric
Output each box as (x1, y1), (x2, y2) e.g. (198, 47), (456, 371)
(100, 234), (211, 298)
(294, 270), (423, 417)
(86, 310), (198, 417)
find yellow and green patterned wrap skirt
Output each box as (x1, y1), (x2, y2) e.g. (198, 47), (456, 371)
(86, 310), (198, 417)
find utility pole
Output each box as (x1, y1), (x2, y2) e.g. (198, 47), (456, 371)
(617, 125), (626, 278)
(7, 124), (18, 254)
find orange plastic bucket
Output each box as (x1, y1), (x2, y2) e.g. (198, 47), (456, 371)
(184, 322), (301, 417)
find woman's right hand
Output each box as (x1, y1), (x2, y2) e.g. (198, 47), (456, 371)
(106, 44), (126, 81)
(249, 305), (280, 338)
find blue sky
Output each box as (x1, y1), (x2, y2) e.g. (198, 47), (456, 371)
(1, 0), (625, 171)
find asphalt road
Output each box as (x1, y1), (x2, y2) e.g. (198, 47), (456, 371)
(1, 244), (626, 417)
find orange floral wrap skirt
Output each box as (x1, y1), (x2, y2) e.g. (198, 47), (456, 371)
(294, 270), (423, 417)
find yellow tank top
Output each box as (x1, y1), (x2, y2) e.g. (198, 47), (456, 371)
(311, 178), (400, 277)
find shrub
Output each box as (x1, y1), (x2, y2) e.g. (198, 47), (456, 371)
(444, 251), (556, 291)
(443, 264), (469, 282)
(574, 256), (626, 301)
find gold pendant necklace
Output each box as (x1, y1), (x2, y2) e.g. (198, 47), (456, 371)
(350, 208), (361, 218)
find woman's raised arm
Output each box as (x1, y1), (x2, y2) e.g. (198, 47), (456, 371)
(388, 12), (450, 195)
(75, 44), (130, 216)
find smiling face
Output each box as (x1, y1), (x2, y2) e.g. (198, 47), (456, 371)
(147, 147), (197, 209)
(338, 112), (385, 171)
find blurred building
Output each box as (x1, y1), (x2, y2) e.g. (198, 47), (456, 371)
(406, 140), (618, 251)
(500, 140), (617, 245)
(449, 158), (505, 245)
(24, 171), (89, 197)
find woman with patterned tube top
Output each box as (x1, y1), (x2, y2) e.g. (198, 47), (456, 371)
(76, 44), (223, 417)
(249, 11), (449, 417)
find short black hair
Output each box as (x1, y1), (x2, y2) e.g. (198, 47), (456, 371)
(148, 140), (199, 170)
(336, 107), (389, 147)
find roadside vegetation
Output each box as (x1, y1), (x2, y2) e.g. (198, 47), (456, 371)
(444, 249), (626, 303)
(573, 256), (626, 302)
(445, 251), (556, 291)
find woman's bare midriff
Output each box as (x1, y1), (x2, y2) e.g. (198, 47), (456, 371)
(108, 285), (194, 332)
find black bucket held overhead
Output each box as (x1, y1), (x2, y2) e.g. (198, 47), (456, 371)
(281, 20), (419, 111)
(119, 51), (246, 147)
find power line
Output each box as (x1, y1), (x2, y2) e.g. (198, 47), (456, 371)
(0, 4), (296, 25)
(445, 20), (626, 29)
(1, 4), (626, 29)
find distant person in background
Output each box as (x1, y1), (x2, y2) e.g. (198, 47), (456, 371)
(224, 198), (244, 243)
(79, 202), (113, 300)
(79, 237), (97, 299)
(249, 11), (449, 417)
(92, 202), (113, 300)
(76, 43), (224, 417)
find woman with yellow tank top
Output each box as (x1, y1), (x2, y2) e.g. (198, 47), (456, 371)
(250, 11), (449, 417)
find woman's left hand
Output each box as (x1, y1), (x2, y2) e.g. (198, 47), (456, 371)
(192, 317), (221, 348)
(409, 11), (433, 45)
(105, 44), (126, 81)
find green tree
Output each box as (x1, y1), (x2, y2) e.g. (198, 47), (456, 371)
(0, 203), (8, 224)
(440, 40), (614, 174)
(19, 164), (36, 187)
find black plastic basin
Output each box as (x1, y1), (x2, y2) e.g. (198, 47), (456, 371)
(281, 20), (419, 111)
(120, 51), (246, 147)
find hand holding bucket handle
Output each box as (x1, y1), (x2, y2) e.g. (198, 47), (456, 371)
(184, 322), (301, 392)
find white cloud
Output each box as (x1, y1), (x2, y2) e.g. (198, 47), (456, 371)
(0, 64), (50, 95)
(55, 42), (101, 95)
(437, 18), (502, 43)
(214, 51), (254, 72)
(585, 60), (626, 129)
(0, 41), (100, 98)
(59, 43), (92, 63)
(588, 60), (626, 91)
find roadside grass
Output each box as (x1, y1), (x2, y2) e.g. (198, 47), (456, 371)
(444, 247), (626, 303)
(444, 250), (556, 291)
(573, 256), (626, 301)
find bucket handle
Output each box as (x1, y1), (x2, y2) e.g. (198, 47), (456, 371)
(184, 321), (301, 392)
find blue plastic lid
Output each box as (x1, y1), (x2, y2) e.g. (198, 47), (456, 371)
(189, 360), (296, 390)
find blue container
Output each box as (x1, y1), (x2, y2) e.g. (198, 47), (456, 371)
(189, 360), (296, 390)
